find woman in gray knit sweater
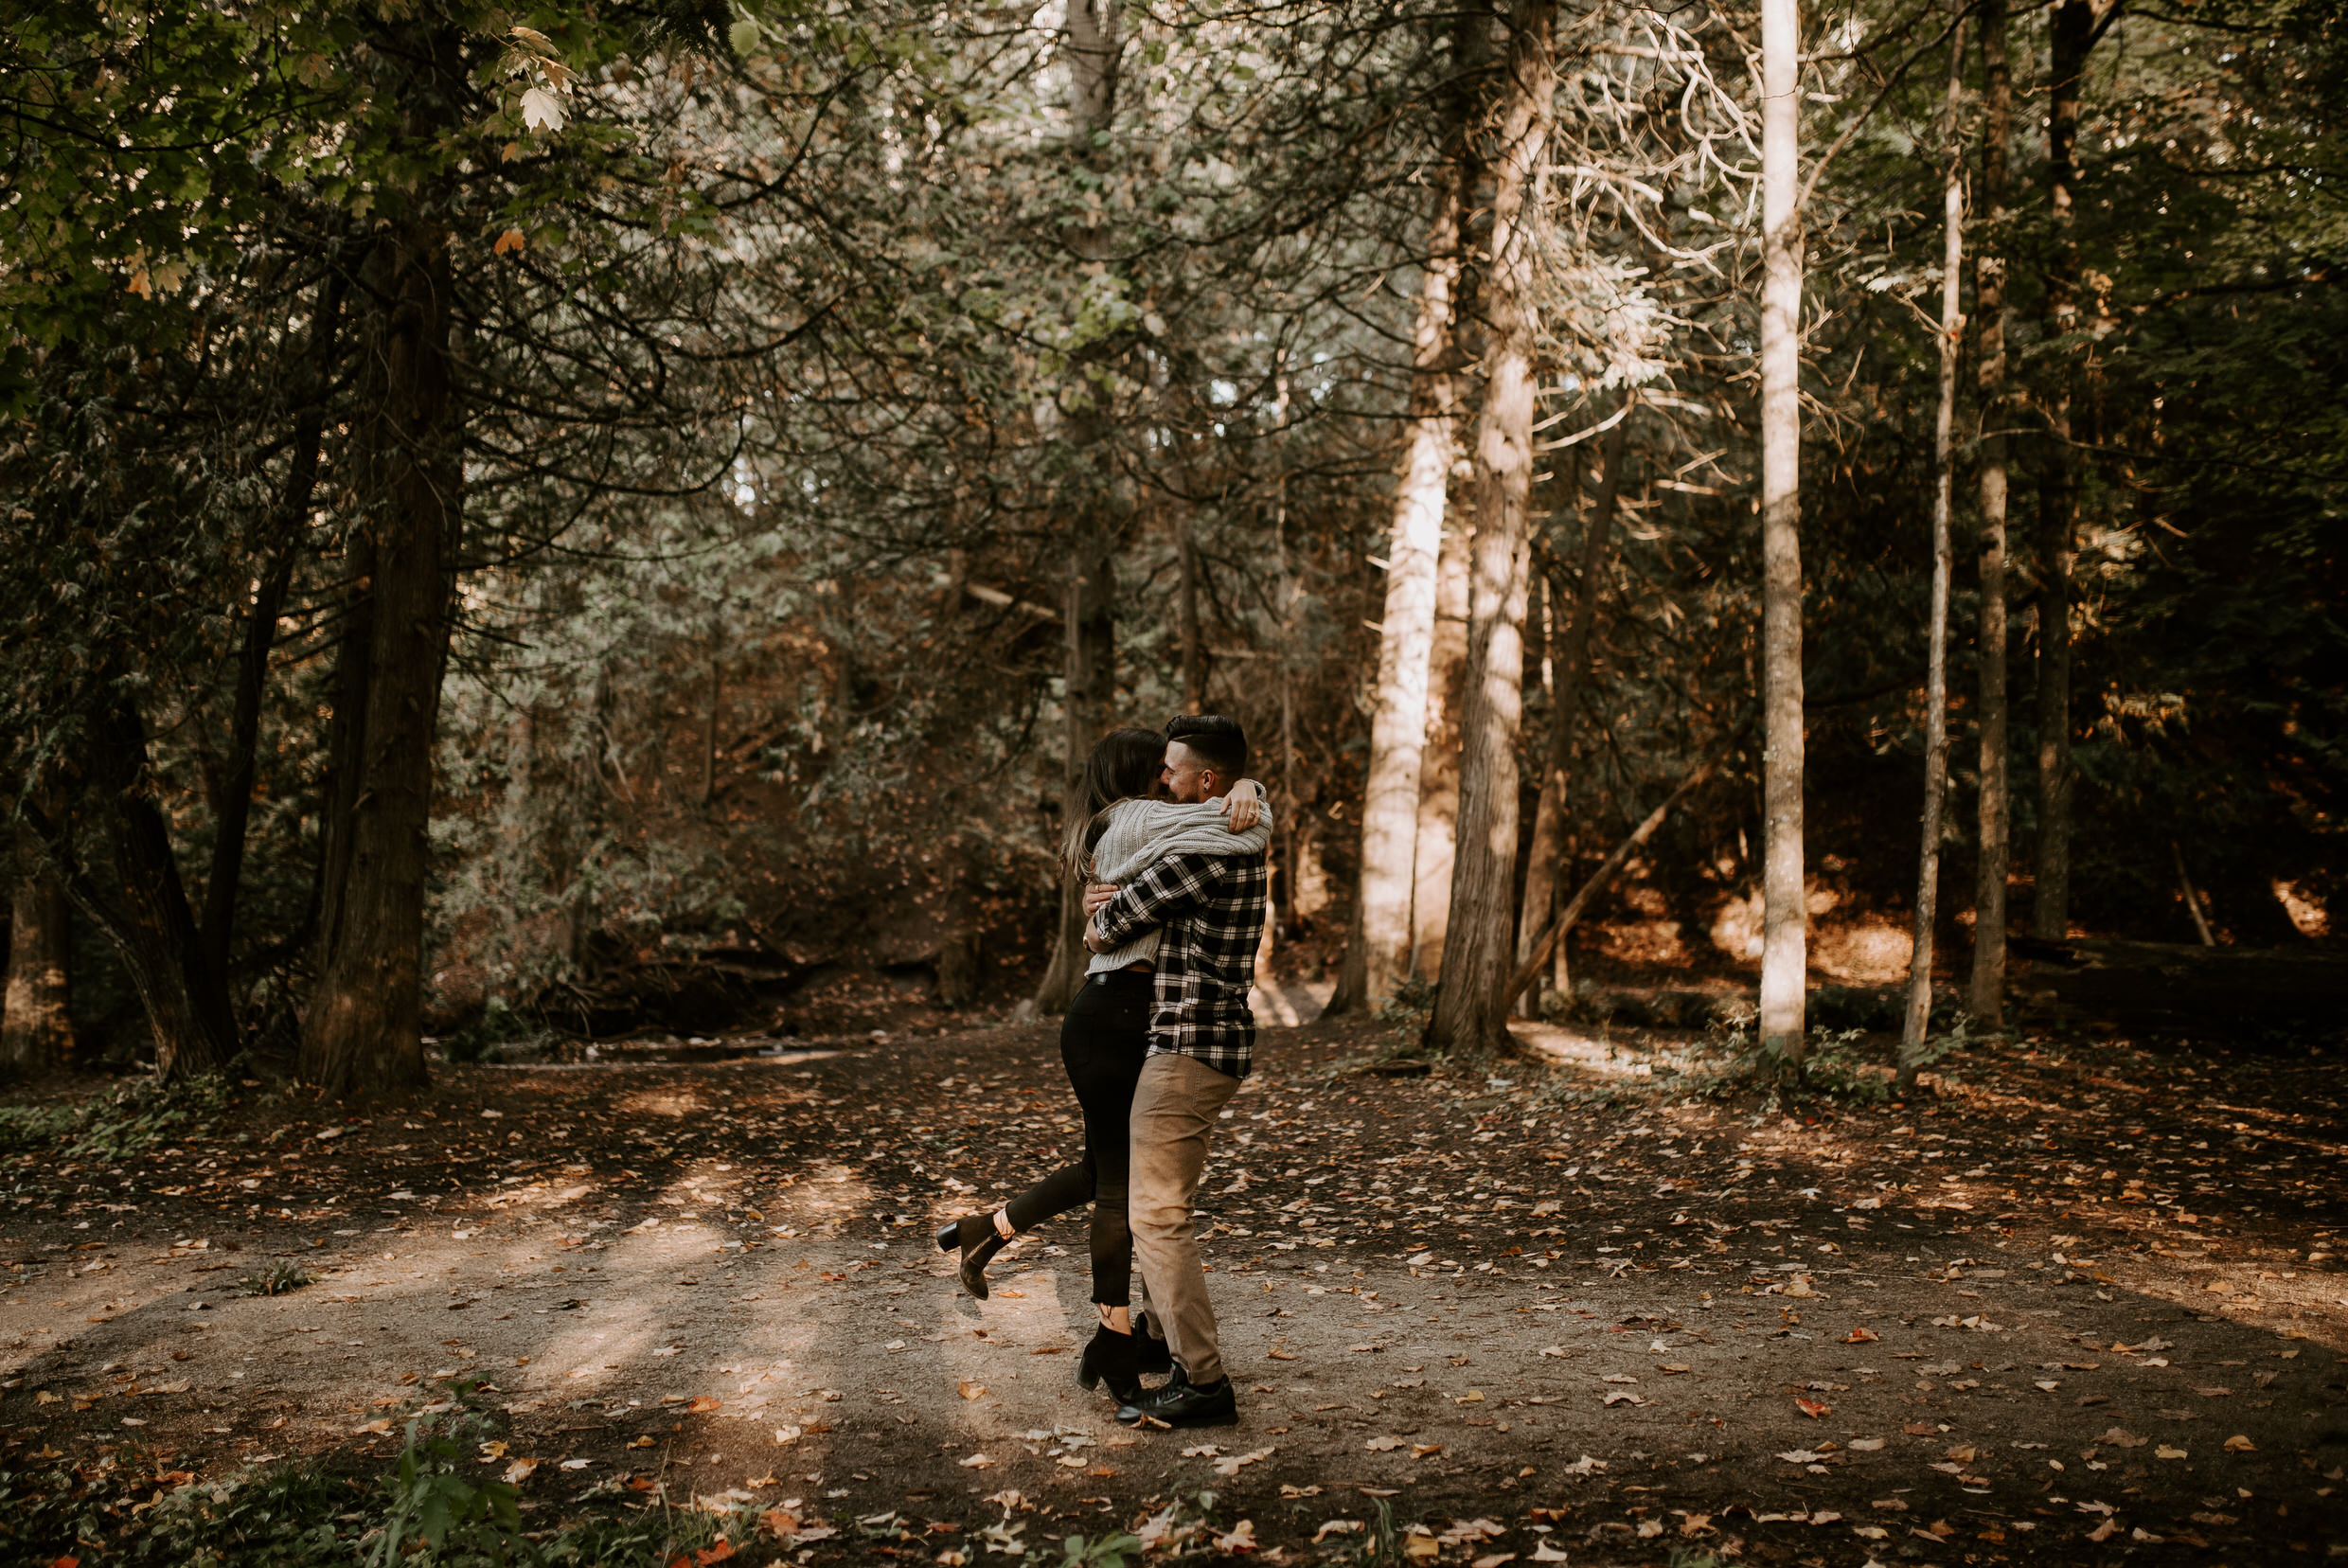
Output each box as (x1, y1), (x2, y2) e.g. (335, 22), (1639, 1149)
(935, 726), (1266, 1400)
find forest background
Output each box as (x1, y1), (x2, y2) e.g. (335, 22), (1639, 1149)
(1, 0), (2341, 1092)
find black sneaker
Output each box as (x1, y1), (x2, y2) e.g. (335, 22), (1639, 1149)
(1113, 1367), (1237, 1429)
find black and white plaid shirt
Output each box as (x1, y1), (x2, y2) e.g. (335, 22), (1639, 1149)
(1092, 848), (1269, 1078)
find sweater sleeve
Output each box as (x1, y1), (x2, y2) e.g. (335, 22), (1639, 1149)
(1093, 851), (1222, 948)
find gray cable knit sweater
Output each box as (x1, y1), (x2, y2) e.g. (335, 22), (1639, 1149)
(1082, 795), (1274, 973)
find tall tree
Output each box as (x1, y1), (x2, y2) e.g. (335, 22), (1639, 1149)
(1900, 14), (1968, 1077)
(1967, 0), (2014, 1023)
(2033, 0), (2124, 938)
(1757, 0), (1809, 1058)
(1410, 510), (1473, 980)
(1426, 0), (1556, 1057)
(1, 824), (72, 1073)
(1512, 401), (1630, 1015)
(1028, 0), (1129, 1017)
(300, 211), (461, 1095)
(1333, 159), (1465, 1013)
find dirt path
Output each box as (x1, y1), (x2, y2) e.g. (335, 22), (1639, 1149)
(7, 1018), (2346, 1563)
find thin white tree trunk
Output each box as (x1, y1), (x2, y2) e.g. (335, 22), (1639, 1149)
(1900, 18), (1968, 1078)
(1757, 0), (1808, 1060)
(1426, 0), (1556, 1057)
(1334, 167), (1463, 1013)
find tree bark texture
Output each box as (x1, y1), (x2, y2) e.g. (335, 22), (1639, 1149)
(1029, 531), (1118, 1015)
(203, 264), (347, 981)
(2034, 0), (2097, 940)
(300, 220), (459, 1095)
(1900, 18), (1967, 1075)
(1028, 0), (1126, 1015)
(1967, 0), (2013, 1023)
(1333, 161), (1463, 1015)
(1176, 505), (1203, 714)
(91, 705), (235, 1078)
(1426, 0), (1556, 1058)
(1512, 401), (1630, 1016)
(2, 821), (73, 1073)
(1758, 0), (1809, 1056)
(1409, 503), (1473, 981)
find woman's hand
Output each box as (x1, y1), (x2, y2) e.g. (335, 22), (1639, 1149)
(1220, 777), (1264, 833)
(1084, 881), (1119, 919)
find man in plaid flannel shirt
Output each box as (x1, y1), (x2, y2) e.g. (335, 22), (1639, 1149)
(1083, 715), (1267, 1429)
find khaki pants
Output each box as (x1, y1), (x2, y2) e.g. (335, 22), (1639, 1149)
(1129, 1051), (1241, 1384)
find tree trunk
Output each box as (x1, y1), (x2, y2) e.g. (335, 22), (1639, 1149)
(203, 266), (347, 981)
(2033, 0), (2096, 940)
(2, 821), (72, 1074)
(1757, 0), (1809, 1059)
(87, 706), (235, 1078)
(1029, 531), (1118, 1015)
(1967, 0), (2013, 1025)
(1409, 501), (1473, 981)
(300, 219), (459, 1096)
(1176, 505), (1204, 714)
(1512, 401), (1630, 1016)
(1425, 0), (1556, 1058)
(1027, 0), (1127, 1017)
(1330, 161), (1463, 1015)
(1899, 17), (1968, 1082)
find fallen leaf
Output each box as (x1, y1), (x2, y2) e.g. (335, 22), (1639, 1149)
(957, 1454), (993, 1469)
(504, 1459), (538, 1485)
(2087, 1519), (2120, 1542)
(1365, 1436), (1402, 1452)
(1847, 1437), (1885, 1452)
(2223, 1434), (2256, 1452)
(1844, 1326), (1880, 1343)
(1213, 1447), (1274, 1478)
(687, 1396), (721, 1414)
(1796, 1398), (1832, 1420)
(1313, 1521), (1364, 1543)
(1777, 1450), (1823, 1465)
(957, 1381), (987, 1401)
(2156, 1445), (2188, 1460)
(1212, 1521), (1257, 1554)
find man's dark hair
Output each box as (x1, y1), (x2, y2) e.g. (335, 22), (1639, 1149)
(1166, 714), (1248, 780)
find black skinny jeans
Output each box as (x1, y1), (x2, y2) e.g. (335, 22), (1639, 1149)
(1002, 968), (1152, 1306)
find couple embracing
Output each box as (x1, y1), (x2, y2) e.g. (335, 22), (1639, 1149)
(935, 715), (1271, 1430)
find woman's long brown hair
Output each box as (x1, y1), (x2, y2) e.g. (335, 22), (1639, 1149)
(1060, 727), (1165, 882)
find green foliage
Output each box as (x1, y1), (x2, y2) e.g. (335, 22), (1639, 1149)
(0, 1073), (228, 1158)
(1374, 978), (1439, 1038)
(240, 1259), (313, 1297)
(0, 1433), (738, 1567)
(1356, 1498), (1401, 1566)
(365, 1379), (525, 1568)
(1051, 1528), (1145, 1568)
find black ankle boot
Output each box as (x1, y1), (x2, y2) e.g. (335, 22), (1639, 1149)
(934, 1215), (1006, 1300)
(1076, 1325), (1145, 1404)
(1131, 1323), (1173, 1376)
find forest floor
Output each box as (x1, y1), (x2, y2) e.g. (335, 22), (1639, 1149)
(6, 1007), (2347, 1566)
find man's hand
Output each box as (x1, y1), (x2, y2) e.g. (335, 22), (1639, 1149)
(1084, 918), (1113, 953)
(1084, 881), (1118, 919)
(1219, 777), (1264, 833)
